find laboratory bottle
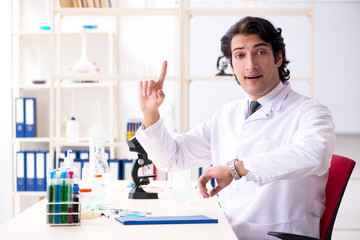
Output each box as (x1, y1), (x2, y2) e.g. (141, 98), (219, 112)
(88, 140), (111, 207)
(66, 117), (80, 143)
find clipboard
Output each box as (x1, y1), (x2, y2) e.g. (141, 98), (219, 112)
(115, 215), (218, 225)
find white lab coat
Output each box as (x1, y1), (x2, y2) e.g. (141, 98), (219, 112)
(136, 82), (335, 240)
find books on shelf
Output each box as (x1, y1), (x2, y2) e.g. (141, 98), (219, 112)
(59, 0), (111, 8)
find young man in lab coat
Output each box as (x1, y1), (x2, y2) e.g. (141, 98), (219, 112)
(135, 16), (335, 239)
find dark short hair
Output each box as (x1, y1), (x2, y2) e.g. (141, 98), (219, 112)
(220, 16), (290, 82)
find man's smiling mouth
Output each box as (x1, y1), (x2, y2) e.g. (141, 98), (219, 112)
(245, 75), (263, 80)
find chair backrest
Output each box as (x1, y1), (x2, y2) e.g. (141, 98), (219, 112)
(320, 155), (356, 240)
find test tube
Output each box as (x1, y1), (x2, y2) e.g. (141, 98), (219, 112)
(73, 183), (80, 223)
(67, 171), (74, 224)
(60, 171), (69, 224)
(46, 170), (55, 224)
(54, 170), (61, 224)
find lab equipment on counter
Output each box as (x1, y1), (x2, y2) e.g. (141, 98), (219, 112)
(127, 136), (158, 199)
(46, 151), (81, 226)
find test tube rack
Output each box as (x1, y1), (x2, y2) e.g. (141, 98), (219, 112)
(46, 201), (81, 226)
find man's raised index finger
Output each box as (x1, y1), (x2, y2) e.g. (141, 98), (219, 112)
(158, 60), (167, 87)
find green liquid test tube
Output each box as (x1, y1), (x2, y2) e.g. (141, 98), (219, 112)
(46, 171), (55, 224)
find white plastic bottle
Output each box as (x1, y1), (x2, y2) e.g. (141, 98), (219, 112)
(66, 117), (80, 143)
(88, 140), (111, 207)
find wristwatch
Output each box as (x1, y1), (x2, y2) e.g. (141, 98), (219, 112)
(227, 159), (241, 180)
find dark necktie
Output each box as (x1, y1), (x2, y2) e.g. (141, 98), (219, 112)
(249, 101), (261, 116)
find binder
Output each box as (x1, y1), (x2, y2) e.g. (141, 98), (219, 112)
(108, 159), (120, 180)
(45, 151), (54, 171)
(79, 150), (89, 160)
(26, 152), (36, 191)
(15, 98), (25, 138)
(82, 159), (89, 178)
(115, 215), (218, 225)
(121, 159), (133, 180)
(24, 98), (36, 137)
(57, 151), (67, 168)
(16, 151), (26, 191)
(67, 150), (77, 159)
(35, 151), (46, 191)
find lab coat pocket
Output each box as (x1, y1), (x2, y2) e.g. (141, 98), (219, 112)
(244, 221), (292, 240)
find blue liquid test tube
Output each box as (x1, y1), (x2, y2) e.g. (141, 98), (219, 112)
(54, 170), (61, 224)
(60, 171), (69, 224)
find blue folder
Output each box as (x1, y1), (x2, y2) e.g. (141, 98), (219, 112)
(16, 151), (26, 191)
(26, 151), (36, 191)
(35, 151), (47, 191)
(24, 98), (36, 138)
(108, 159), (121, 180)
(115, 215), (218, 225)
(15, 98), (25, 138)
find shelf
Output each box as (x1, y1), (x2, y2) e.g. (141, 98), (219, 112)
(12, 32), (52, 37)
(57, 80), (116, 88)
(188, 8), (312, 17)
(189, 8), (312, 17)
(55, 139), (124, 147)
(13, 191), (46, 198)
(12, 137), (50, 143)
(12, 31), (114, 37)
(54, 7), (313, 18)
(12, 84), (50, 90)
(55, 8), (179, 17)
(55, 75), (179, 82)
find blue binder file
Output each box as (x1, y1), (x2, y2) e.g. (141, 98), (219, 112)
(16, 151), (26, 191)
(35, 152), (46, 191)
(15, 98), (25, 138)
(121, 159), (133, 180)
(24, 98), (36, 137)
(115, 215), (218, 225)
(108, 159), (120, 180)
(79, 150), (89, 160)
(26, 152), (36, 191)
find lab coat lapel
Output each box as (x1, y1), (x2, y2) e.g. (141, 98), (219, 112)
(244, 82), (292, 123)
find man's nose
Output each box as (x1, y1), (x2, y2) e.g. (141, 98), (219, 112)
(245, 55), (259, 71)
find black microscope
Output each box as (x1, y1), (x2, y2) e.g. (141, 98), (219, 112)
(127, 136), (158, 199)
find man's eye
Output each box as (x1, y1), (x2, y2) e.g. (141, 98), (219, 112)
(235, 53), (244, 58)
(257, 50), (265, 55)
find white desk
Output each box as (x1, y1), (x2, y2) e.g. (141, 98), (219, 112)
(0, 181), (237, 240)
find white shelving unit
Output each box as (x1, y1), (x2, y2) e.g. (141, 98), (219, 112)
(10, 0), (314, 216)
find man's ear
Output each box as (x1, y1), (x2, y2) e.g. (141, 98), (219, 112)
(275, 52), (283, 67)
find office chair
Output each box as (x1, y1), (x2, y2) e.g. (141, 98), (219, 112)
(268, 155), (356, 240)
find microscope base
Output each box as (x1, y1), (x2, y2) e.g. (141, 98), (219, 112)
(128, 186), (159, 199)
